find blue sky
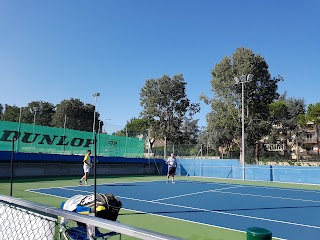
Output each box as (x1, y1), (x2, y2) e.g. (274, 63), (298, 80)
(0, 0), (319, 130)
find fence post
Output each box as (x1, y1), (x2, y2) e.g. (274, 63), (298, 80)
(270, 165), (273, 182)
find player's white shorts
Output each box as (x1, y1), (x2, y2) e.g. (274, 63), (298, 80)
(83, 164), (90, 173)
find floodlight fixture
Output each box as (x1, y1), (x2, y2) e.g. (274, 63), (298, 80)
(247, 74), (254, 82)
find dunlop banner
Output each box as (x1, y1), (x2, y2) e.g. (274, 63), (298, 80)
(0, 121), (144, 157)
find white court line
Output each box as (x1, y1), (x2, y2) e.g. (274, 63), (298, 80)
(119, 196), (320, 229)
(26, 182), (309, 239)
(121, 207), (286, 240)
(187, 178), (320, 190)
(154, 186), (242, 201)
(27, 189), (69, 199)
(162, 181), (320, 203)
(228, 182), (320, 194)
(25, 188), (288, 239)
(155, 185), (320, 203)
(26, 186), (94, 199)
(59, 187), (95, 195)
(212, 190), (320, 203)
(27, 180), (320, 204)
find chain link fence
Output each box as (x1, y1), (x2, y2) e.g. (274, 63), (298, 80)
(0, 200), (56, 240)
(0, 194), (181, 240)
(148, 143), (219, 159)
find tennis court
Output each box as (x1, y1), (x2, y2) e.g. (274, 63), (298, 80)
(26, 178), (320, 240)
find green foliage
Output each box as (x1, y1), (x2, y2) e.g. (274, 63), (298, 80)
(307, 103), (320, 125)
(126, 118), (150, 137)
(177, 118), (200, 144)
(1, 99), (103, 133)
(203, 47), (282, 158)
(52, 98), (98, 132)
(305, 103), (320, 159)
(2, 101), (55, 126)
(269, 101), (288, 122)
(0, 103), (3, 120)
(115, 118), (150, 137)
(140, 74), (200, 144)
(2, 104), (20, 122)
(265, 98), (305, 159)
(26, 101), (55, 126)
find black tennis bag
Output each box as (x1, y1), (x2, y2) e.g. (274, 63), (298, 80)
(79, 193), (122, 221)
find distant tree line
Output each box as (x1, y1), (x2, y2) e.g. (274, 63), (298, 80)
(0, 98), (100, 132)
(199, 47), (320, 162)
(2, 47), (320, 161)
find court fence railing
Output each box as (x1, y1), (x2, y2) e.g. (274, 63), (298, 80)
(0, 194), (181, 240)
(178, 158), (320, 185)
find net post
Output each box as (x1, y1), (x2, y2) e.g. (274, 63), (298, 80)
(270, 165), (273, 182)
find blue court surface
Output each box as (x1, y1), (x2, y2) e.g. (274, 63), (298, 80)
(28, 180), (320, 240)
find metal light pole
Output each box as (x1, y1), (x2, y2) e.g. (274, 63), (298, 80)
(97, 120), (104, 153)
(234, 74), (254, 180)
(17, 108), (22, 152)
(92, 93), (100, 223)
(104, 118), (111, 133)
(98, 120), (102, 134)
(33, 107), (37, 125)
(92, 93), (100, 138)
(63, 114), (67, 152)
(125, 125), (128, 157)
(32, 107), (38, 151)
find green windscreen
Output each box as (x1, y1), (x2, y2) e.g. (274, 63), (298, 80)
(0, 121), (144, 157)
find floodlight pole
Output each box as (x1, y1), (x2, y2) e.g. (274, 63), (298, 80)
(92, 93), (100, 222)
(32, 107), (38, 151)
(94, 132), (97, 217)
(17, 108), (22, 152)
(241, 81), (245, 180)
(104, 118), (111, 134)
(92, 93), (100, 143)
(234, 74), (253, 181)
(63, 114), (67, 152)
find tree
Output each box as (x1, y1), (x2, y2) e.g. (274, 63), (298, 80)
(306, 103), (320, 159)
(140, 74), (200, 158)
(115, 118), (150, 137)
(269, 98), (305, 159)
(201, 47), (282, 162)
(2, 101), (56, 126)
(52, 98), (99, 132)
(0, 103), (3, 120)
(22, 101), (56, 126)
(178, 117), (199, 144)
(2, 104), (21, 122)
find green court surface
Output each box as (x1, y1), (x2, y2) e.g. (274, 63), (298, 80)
(2, 175), (320, 240)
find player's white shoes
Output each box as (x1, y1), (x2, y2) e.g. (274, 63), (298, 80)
(78, 180), (89, 186)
